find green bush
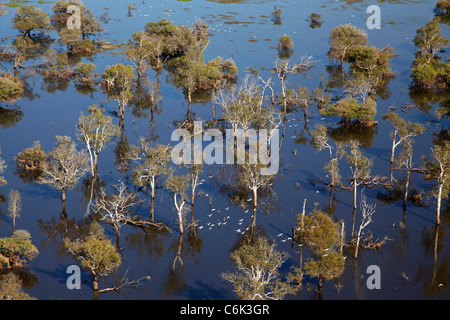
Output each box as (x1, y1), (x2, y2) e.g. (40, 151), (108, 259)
(0, 73), (24, 103)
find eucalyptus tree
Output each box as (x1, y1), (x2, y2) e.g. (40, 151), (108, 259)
(77, 104), (119, 178)
(12, 6), (52, 39)
(38, 136), (89, 211)
(51, 0), (103, 40)
(294, 209), (345, 298)
(124, 31), (153, 82)
(8, 190), (21, 232)
(382, 112), (425, 181)
(221, 236), (294, 300)
(0, 146), (6, 186)
(93, 181), (141, 246)
(64, 222), (121, 294)
(275, 55), (314, 115)
(423, 141), (450, 225)
(327, 24), (368, 67)
(165, 173), (190, 234)
(310, 124), (344, 188)
(130, 140), (171, 221)
(346, 140), (373, 211)
(102, 63), (134, 126)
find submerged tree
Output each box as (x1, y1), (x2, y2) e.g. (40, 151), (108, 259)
(0, 273), (35, 300)
(64, 222), (121, 293)
(382, 112), (425, 181)
(0, 230), (39, 269)
(294, 209), (345, 298)
(8, 190), (22, 232)
(77, 104), (119, 178)
(165, 173), (189, 234)
(38, 136), (89, 211)
(0, 146), (6, 186)
(12, 6), (52, 39)
(423, 141), (450, 225)
(310, 124), (344, 188)
(130, 140), (171, 221)
(327, 24), (368, 67)
(411, 20), (449, 88)
(93, 180), (141, 245)
(102, 63), (134, 126)
(221, 236), (294, 300)
(347, 140), (373, 210)
(353, 191), (376, 259)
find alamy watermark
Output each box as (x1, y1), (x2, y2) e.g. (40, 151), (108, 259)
(366, 5), (381, 30)
(170, 121), (280, 175)
(67, 5), (81, 30)
(366, 265), (381, 290)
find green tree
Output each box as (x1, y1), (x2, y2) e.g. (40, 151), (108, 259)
(0, 230), (39, 269)
(124, 31), (154, 81)
(64, 222), (121, 292)
(294, 209), (345, 297)
(102, 63), (134, 124)
(12, 6), (52, 39)
(327, 24), (368, 67)
(38, 136), (89, 211)
(0, 73), (24, 103)
(0, 273), (35, 300)
(221, 237), (294, 300)
(77, 104), (120, 178)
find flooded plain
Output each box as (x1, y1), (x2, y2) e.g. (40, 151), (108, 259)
(0, 0), (449, 300)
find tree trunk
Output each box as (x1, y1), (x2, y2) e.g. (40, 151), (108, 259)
(93, 153), (98, 178)
(436, 182), (443, 225)
(62, 188), (67, 213)
(93, 275), (99, 292)
(353, 181), (357, 210)
(252, 187), (258, 209)
(178, 209), (184, 234)
(318, 274), (323, 300)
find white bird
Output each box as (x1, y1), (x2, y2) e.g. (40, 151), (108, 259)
(225, 207), (229, 210)
(277, 233), (283, 237)
(211, 208), (216, 211)
(236, 228), (241, 233)
(198, 226), (203, 229)
(208, 214), (212, 217)
(281, 239), (287, 242)
(244, 209), (249, 213)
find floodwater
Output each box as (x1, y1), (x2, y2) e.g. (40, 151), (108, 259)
(0, 0), (449, 300)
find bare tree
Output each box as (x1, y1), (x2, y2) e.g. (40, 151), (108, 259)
(8, 190), (22, 232)
(93, 180), (141, 246)
(354, 191), (376, 259)
(275, 55), (314, 114)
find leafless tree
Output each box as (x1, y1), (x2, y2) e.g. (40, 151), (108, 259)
(8, 190), (22, 232)
(354, 191), (375, 259)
